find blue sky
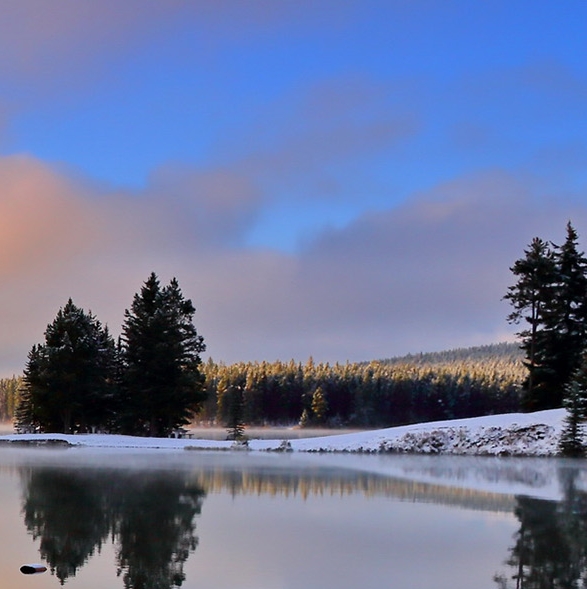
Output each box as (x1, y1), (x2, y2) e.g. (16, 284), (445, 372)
(0, 0), (586, 373)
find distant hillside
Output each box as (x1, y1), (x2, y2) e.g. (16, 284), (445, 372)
(199, 342), (526, 429)
(379, 342), (523, 366)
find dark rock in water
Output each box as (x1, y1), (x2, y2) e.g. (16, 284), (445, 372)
(20, 564), (47, 574)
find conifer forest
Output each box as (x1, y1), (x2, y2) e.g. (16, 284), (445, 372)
(199, 343), (523, 428)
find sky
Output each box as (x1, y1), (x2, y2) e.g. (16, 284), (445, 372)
(0, 0), (587, 374)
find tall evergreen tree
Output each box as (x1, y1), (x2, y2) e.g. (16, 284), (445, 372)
(559, 353), (587, 457)
(506, 223), (587, 411)
(559, 379), (586, 457)
(311, 386), (328, 424)
(546, 222), (587, 404)
(119, 273), (206, 437)
(504, 237), (558, 410)
(16, 300), (117, 433)
(225, 384), (246, 441)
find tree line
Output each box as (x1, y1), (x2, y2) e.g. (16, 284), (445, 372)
(15, 272), (206, 436)
(198, 344), (524, 429)
(5, 344), (524, 433)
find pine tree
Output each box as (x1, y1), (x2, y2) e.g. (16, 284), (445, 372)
(544, 223), (587, 406)
(559, 354), (587, 457)
(16, 299), (117, 433)
(504, 237), (558, 410)
(15, 346), (44, 432)
(225, 384), (246, 441)
(119, 273), (206, 437)
(311, 386), (328, 424)
(559, 378), (586, 457)
(505, 224), (587, 411)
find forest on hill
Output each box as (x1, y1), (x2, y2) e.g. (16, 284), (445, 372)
(381, 342), (523, 366)
(197, 342), (525, 428)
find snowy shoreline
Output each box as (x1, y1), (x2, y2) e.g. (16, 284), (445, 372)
(0, 409), (567, 456)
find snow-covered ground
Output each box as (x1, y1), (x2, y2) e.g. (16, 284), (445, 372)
(0, 409), (567, 456)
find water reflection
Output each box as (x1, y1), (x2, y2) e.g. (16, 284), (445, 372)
(191, 464), (516, 512)
(22, 469), (110, 583)
(21, 467), (205, 587)
(11, 451), (587, 589)
(495, 467), (587, 589)
(16, 453), (520, 588)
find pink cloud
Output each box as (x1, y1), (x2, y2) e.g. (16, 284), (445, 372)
(0, 156), (102, 276)
(0, 154), (585, 374)
(0, 153), (276, 372)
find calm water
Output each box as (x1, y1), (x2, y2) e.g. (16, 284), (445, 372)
(0, 447), (585, 589)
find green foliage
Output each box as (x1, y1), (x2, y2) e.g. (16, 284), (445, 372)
(119, 273), (206, 437)
(8, 341), (523, 431)
(310, 386), (328, 424)
(559, 381), (586, 457)
(0, 376), (21, 422)
(298, 408), (311, 428)
(559, 355), (587, 457)
(198, 344), (524, 428)
(14, 273), (206, 437)
(505, 223), (587, 411)
(382, 342), (523, 365)
(224, 385), (246, 441)
(504, 236), (559, 409)
(16, 299), (117, 433)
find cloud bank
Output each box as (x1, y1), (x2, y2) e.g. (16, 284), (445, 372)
(0, 153), (583, 374)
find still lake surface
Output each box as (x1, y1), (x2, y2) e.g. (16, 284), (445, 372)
(0, 446), (586, 589)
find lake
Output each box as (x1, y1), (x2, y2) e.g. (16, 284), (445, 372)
(1, 447), (586, 589)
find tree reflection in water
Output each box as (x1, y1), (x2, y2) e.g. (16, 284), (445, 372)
(24, 456), (587, 589)
(20, 467), (206, 588)
(495, 467), (587, 589)
(22, 468), (111, 583)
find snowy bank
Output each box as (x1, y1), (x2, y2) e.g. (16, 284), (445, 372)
(0, 409), (567, 456)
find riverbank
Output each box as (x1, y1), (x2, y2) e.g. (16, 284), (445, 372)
(0, 409), (567, 456)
